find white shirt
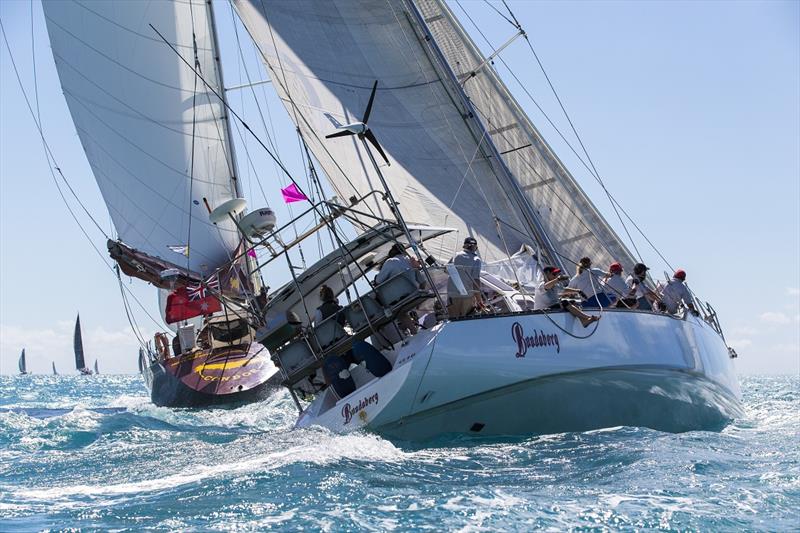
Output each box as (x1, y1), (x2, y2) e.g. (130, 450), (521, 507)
(603, 273), (629, 301)
(626, 275), (649, 299)
(568, 268), (606, 299)
(534, 279), (560, 310)
(660, 278), (693, 314)
(376, 255), (413, 284)
(447, 250), (482, 296)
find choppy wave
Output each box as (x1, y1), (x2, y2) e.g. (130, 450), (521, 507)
(0, 374), (797, 531)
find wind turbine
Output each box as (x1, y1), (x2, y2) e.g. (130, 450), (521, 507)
(325, 80), (390, 166)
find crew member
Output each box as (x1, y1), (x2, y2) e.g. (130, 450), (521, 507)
(447, 237), (482, 318)
(534, 266), (600, 328)
(602, 262), (628, 305)
(568, 257), (611, 308)
(658, 269), (699, 315)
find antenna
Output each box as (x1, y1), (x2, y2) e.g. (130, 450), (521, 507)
(325, 81), (390, 165)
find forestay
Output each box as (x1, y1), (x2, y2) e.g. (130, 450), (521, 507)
(42, 0), (239, 274)
(233, 0), (535, 263)
(416, 0), (636, 271)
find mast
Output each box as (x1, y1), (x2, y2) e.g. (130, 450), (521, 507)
(405, 0), (563, 270)
(206, 0), (261, 293)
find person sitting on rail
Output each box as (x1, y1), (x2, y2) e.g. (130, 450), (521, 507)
(534, 266), (600, 328)
(625, 263), (658, 310)
(602, 262), (628, 306)
(447, 237), (483, 318)
(657, 269), (699, 316)
(314, 285), (391, 393)
(568, 257), (611, 308)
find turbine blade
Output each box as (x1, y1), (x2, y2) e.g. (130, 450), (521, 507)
(364, 129), (390, 166)
(325, 129), (355, 139)
(362, 80), (378, 124)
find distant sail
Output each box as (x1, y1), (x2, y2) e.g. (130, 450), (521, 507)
(138, 348), (145, 374)
(42, 0), (240, 275)
(18, 349), (27, 374)
(52, 361), (58, 375)
(94, 360), (99, 375)
(74, 314), (86, 371)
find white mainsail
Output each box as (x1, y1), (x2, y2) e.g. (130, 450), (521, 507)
(42, 0), (240, 275)
(233, 0), (538, 263)
(415, 0), (637, 270)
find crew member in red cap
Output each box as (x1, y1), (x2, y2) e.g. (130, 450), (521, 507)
(658, 269), (699, 315)
(534, 266), (600, 327)
(602, 262), (628, 306)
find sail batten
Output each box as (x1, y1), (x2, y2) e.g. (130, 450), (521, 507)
(415, 0), (636, 269)
(43, 0), (240, 274)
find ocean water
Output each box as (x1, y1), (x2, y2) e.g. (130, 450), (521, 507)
(0, 375), (796, 531)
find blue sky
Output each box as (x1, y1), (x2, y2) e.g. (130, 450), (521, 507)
(1, 0), (798, 375)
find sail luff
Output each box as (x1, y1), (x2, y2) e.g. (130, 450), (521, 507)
(415, 0), (638, 270)
(74, 314), (86, 371)
(403, 0), (563, 269)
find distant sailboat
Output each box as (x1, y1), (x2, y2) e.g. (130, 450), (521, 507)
(94, 360), (99, 375)
(52, 361), (58, 375)
(18, 349), (29, 375)
(74, 314), (92, 375)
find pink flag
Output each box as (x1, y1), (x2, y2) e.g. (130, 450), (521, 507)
(281, 183), (308, 203)
(246, 248), (257, 258)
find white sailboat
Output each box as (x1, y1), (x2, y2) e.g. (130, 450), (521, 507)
(232, 0), (742, 439)
(40, 0), (741, 437)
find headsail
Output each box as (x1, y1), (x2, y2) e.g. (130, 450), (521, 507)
(233, 0), (537, 263)
(42, 0), (240, 275)
(18, 349), (27, 374)
(74, 314), (86, 371)
(414, 0), (637, 270)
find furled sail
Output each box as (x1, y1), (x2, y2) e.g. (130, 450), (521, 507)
(414, 0), (636, 270)
(18, 349), (26, 374)
(233, 0), (538, 263)
(42, 0), (240, 275)
(74, 314), (86, 371)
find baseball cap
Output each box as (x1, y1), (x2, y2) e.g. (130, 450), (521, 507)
(674, 269), (686, 280)
(463, 237), (477, 246)
(609, 262), (623, 273)
(543, 266), (561, 275)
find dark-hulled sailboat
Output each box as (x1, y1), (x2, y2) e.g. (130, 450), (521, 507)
(18, 349), (29, 375)
(74, 314), (92, 375)
(43, 0), (277, 406)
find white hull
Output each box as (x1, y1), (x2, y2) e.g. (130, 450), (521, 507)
(296, 310), (742, 440)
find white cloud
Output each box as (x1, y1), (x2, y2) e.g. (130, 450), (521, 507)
(787, 287), (800, 297)
(770, 343), (800, 355)
(760, 312), (792, 325)
(730, 326), (758, 337)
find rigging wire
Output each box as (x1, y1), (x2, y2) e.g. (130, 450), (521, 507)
(462, 1), (673, 269)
